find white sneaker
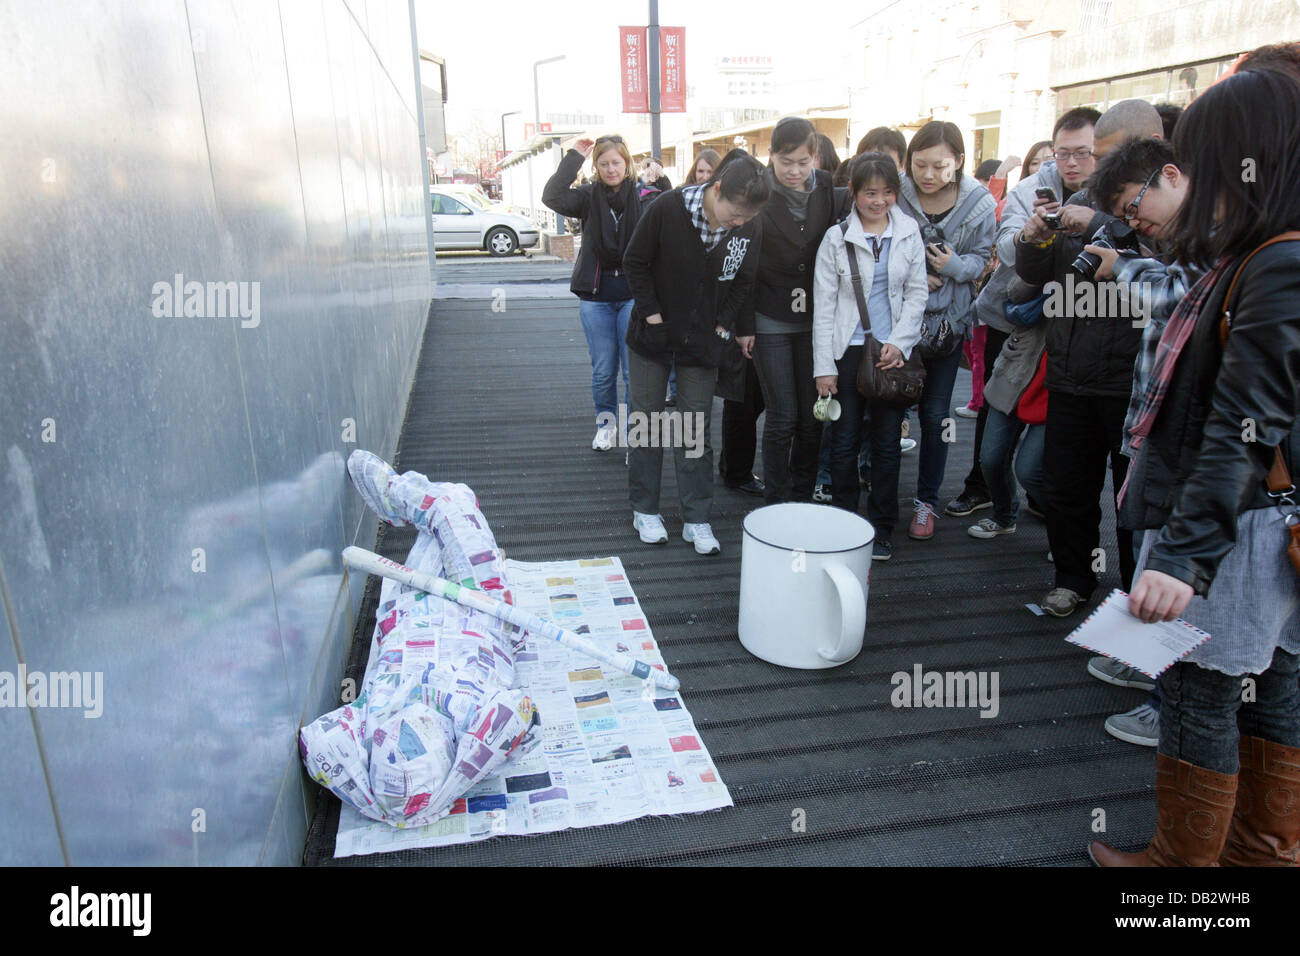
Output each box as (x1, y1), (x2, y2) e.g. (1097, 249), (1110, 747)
(592, 424), (617, 451)
(682, 522), (721, 555)
(899, 437), (917, 453)
(632, 511), (668, 544)
(954, 404), (979, 419)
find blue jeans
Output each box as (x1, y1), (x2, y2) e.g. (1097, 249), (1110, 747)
(578, 298), (632, 418)
(978, 409), (1046, 526)
(915, 346), (962, 507)
(1158, 647), (1300, 773)
(829, 346), (906, 538)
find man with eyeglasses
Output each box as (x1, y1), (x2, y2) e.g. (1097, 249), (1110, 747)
(1015, 99), (1165, 619)
(950, 108), (1101, 523)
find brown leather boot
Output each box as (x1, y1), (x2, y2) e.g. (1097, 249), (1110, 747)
(1220, 735), (1300, 866)
(1089, 752), (1237, 866)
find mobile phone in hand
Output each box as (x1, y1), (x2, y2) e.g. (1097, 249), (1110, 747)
(1035, 187), (1058, 204)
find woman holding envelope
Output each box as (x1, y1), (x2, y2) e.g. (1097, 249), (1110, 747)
(1089, 66), (1300, 867)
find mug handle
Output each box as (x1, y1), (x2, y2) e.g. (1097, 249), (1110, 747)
(818, 563), (866, 663)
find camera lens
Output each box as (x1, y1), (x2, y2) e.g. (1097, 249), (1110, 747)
(1070, 238), (1113, 279)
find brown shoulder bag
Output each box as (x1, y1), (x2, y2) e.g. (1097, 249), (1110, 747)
(839, 221), (926, 407)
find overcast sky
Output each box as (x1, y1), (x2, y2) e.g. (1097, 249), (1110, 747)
(414, 0), (857, 140)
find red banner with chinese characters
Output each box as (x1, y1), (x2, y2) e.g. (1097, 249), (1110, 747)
(660, 27), (686, 113)
(620, 26), (648, 113)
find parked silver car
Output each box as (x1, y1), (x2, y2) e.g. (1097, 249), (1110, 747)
(429, 188), (539, 256)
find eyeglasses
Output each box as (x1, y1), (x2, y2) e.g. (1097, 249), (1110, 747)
(595, 135), (624, 144)
(1123, 169), (1161, 222)
(1052, 147), (1094, 163)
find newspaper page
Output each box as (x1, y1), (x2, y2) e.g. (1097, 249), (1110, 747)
(333, 556), (731, 856)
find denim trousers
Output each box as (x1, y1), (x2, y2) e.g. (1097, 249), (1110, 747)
(915, 345), (963, 507)
(752, 330), (821, 503)
(829, 345), (906, 538)
(1158, 647), (1300, 773)
(978, 408), (1046, 526)
(578, 298), (632, 419)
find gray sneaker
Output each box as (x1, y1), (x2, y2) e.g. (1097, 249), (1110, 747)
(1041, 587), (1083, 617)
(967, 517), (1016, 539)
(1087, 656), (1156, 691)
(1104, 702), (1159, 747)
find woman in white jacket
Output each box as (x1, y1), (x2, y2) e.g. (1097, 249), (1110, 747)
(813, 153), (929, 560)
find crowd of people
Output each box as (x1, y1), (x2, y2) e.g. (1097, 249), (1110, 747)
(543, 42), (1300, 867)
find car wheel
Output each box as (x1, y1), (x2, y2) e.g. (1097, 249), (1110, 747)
(485, 227), (517, 257)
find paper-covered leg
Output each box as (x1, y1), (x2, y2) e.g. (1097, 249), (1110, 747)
(424, 687), (541, 817)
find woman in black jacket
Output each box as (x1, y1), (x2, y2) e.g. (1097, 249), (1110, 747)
(543, 136), (660, 453)
(750, 117), (849, 503)
(1089, 67), (1300, 868)
(621, 150), (769, 555)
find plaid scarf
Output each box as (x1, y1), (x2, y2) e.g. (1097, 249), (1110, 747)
(1117, 257), (1229, 506)
(682, 184), (728, 251)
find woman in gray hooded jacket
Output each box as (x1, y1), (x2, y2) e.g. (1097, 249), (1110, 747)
(894, 121), (996, 541)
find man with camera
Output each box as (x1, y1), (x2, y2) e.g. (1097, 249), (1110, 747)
(947, 108), (1103, 521)
(1014, 100), (1165, 619)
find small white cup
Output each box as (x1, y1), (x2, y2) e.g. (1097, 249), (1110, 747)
(813, 395), (842, 422)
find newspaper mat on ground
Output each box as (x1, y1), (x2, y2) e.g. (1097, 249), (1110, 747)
(333, 555), (731, 856)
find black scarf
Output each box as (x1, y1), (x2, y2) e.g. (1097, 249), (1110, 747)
(593, 179), (637, 268)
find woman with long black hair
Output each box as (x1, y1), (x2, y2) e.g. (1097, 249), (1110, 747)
(750, 117), (849, 504)
(622, 150), (769, 555)
(543, 135), (660, 452)
(1089, 66), (1300, 867)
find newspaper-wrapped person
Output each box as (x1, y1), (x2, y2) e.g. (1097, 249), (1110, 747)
(299, 451), (539, 827)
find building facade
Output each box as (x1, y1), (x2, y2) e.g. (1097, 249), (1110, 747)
(847, 0), (1295, 180)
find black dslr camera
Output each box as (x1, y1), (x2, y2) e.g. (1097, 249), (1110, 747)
(920, 222), (948, 274)
(1071, 220), (1141, 280)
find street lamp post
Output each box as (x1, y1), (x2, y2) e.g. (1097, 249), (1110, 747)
(530, 55), (566, 232)
(500, 110), (521, 154)
(499, 110), (520, 204)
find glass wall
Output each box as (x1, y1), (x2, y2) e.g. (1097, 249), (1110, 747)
(1055, 56), (1241, 112)
(0, 0), (432, 865)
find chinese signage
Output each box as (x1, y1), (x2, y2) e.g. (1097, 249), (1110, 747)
(717, 55), (773, 72)
(620, 26), (648, 113)
(660, 27), (686, 113)
(620, 26), (687, 113)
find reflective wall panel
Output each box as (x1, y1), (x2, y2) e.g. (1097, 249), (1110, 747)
(0, 0), (432, 864)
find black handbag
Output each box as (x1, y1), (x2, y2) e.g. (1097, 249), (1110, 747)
(840, 223), (926, 407)
(713, 334), (747, 402)
(917, 311), (957, 357)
